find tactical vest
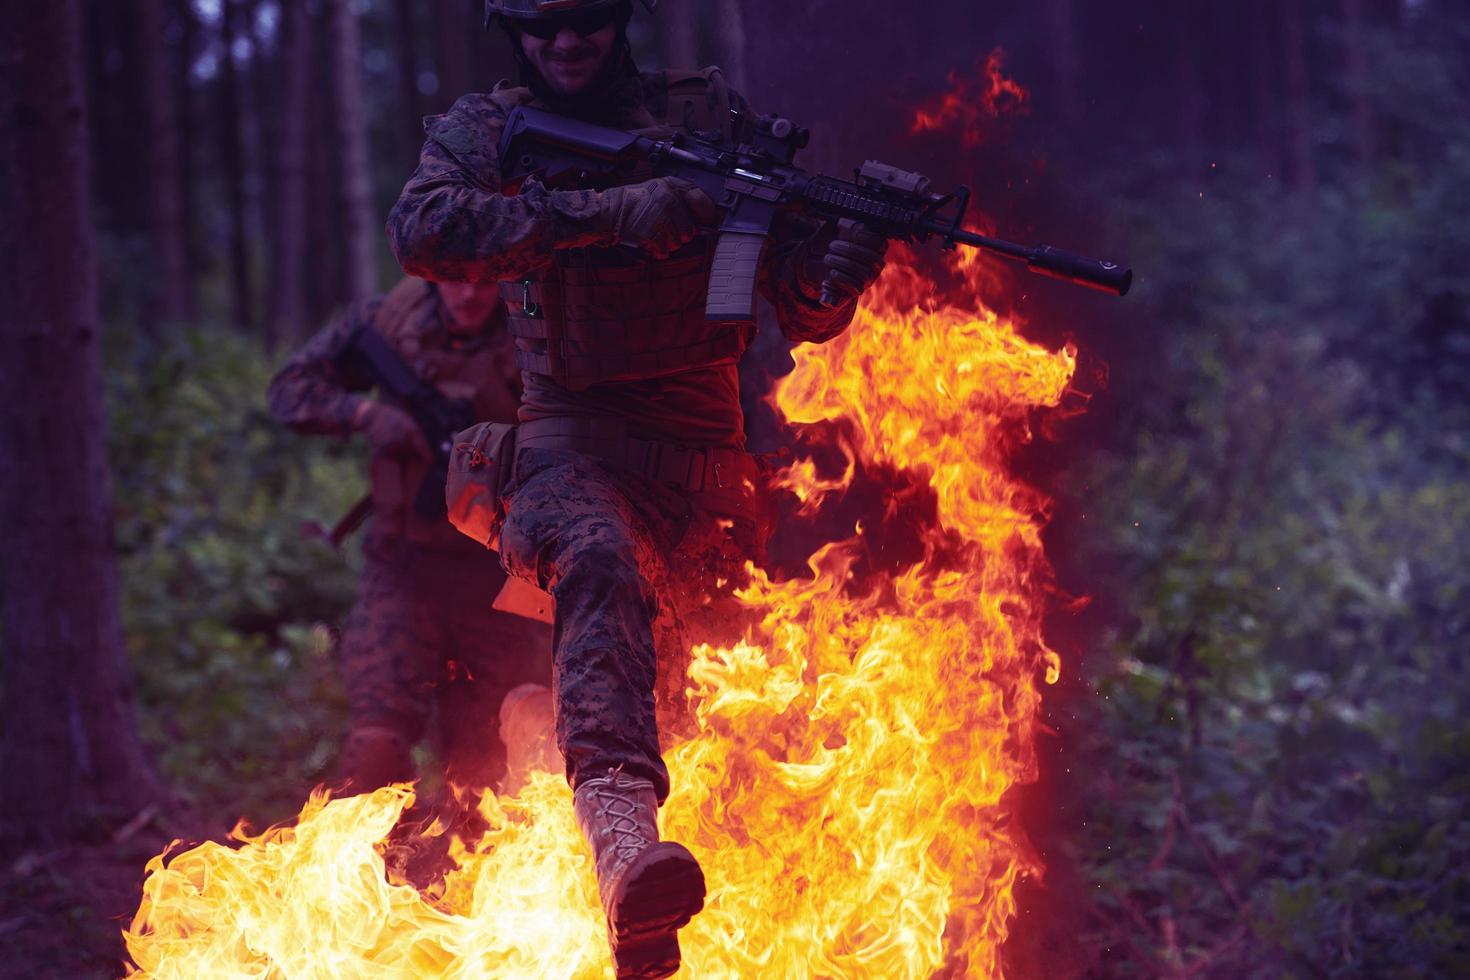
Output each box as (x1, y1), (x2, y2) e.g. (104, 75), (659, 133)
(373, 277), (521, 424)
(368, 277), (520, 546)
(494, 68), (755, 391)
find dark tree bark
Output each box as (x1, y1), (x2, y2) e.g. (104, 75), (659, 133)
(1249, 0), (1284, 177)
(394, 0), (425, 172)
(659, 0), (699, 70)
(0, 0), (169, 849)
(1340, 0), (1376, 165)
(137, 0), (193, 322)
(1169, 3), (1204, 156)
(83, 0), (149, 234)
(1281, 0), (1317, 194)
(305, 9), (341, 324)
(173, 0), (199, 304)
(713, 0), (748, 86)
(325, 0), (377, 301)
(1210, 2), (1251, 150)
(218, 0), (255, 328)
(244, 0), (278, 300)
(466, 0), (504, 94)
(269, 0), (312, 349)
(1042, 0), (1083, 131)
(431, 0), (471, 110)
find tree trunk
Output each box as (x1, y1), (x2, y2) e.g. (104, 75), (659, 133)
(1249, 0), (1283, 177)
(1281, 0), (1317, 194)
(173, 0), (198, 307)
(431, 0), (471, 110)
(0, 0), (168, 849)
(325, 0), (377, 301)
(244, 0), (277, 311)
(1170, 4), (1204, 156)
(137, 0), (193, 322)
(1042, 0), (1083, 131)
(1211, 2), (1251, 150)
(84, 0), (149, 235)
(270, 0), (312, 349)
(466, 0), (503, 94)
(660, 0), (699, 70)
(219, 0), (255, 328)
(394, 0), (424, 172)
(1340, 0), (1376, 166)
(713, 0), (747, 87)
(305, 11), (340, 324)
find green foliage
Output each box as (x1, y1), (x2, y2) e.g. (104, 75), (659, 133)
(1060, 14), (1470, 976)
(106, 324), (366, 817)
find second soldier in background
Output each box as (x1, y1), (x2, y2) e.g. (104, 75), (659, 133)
(268, 276), (554, 811)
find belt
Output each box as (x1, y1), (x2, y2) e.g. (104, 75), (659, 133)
(515, 416), (762, 516)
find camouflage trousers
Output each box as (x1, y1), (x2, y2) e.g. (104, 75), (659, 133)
(339, 534), (553, 791)
(498, 448), (757, 803)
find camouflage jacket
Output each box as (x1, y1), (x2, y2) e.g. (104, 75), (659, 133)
(386, 69), (858, 448)
(267, 277), (521, 546)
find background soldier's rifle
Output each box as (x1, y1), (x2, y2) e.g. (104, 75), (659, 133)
(499, 106), (1133, 319)
(307, 324), (476, 547)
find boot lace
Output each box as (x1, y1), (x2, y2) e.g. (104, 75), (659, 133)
(589, 771), (654, 867)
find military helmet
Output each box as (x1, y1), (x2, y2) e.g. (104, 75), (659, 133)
(485, 0), (655, 27)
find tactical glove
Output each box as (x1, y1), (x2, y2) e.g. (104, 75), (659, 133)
(819, 219), (888, 306)
(598, 177), (718, 259)
(354, 401), (431, 460)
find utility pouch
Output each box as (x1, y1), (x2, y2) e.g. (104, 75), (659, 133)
(445, 421), (518, 550)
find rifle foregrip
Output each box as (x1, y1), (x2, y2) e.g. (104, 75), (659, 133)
(706, 231), (765, 320)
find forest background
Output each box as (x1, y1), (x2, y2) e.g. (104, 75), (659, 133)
(1, 0), (1467, 977)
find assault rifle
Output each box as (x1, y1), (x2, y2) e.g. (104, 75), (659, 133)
(499, 106), (1132, 318)
(335, 323), (476, 524)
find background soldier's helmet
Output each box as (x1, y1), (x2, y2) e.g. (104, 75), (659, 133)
(484, 0), (656, 28)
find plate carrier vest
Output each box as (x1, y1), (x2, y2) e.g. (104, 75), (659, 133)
(492, 68), (756, 391)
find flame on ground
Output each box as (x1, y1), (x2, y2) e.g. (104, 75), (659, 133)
(124, 247), (1075, 979)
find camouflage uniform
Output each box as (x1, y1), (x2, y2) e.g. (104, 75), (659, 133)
(387, 70), (859, 802)
(268, 277), (553, 792)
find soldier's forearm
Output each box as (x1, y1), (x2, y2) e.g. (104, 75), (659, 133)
(387, 172), (611, 284)
(266, 374), (367, 438)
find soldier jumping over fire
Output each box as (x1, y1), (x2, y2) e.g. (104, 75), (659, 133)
(387, 0), (888, 975)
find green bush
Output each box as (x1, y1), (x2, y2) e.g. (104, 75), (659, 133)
(107, 324), (366, 818)
(1060, 18), (1470, 975)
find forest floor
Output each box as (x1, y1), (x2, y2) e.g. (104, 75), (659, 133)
(1, 838), (163, 979)
(0, 805), (235, 980)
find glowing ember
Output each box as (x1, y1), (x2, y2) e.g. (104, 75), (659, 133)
(910, 50), (1030, 148)
(124, 245), (1074, 978)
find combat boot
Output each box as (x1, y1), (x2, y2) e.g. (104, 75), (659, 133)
(573, 769), (706, 979)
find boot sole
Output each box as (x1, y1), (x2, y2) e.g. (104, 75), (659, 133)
(607, 842), (706, 979)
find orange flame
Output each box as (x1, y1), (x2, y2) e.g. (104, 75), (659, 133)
(124, 247), (1074, 978)
(910, 50), (1030, 149)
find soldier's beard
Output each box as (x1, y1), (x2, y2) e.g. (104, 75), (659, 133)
(513, 32), (637, 115)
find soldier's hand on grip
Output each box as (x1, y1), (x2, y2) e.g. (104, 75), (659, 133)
(354, 401), (432, 461)
(819, 219), (888, 306)
(600, 177), (718, 259)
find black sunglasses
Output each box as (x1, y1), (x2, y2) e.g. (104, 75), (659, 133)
(511, 8), (618, 40)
